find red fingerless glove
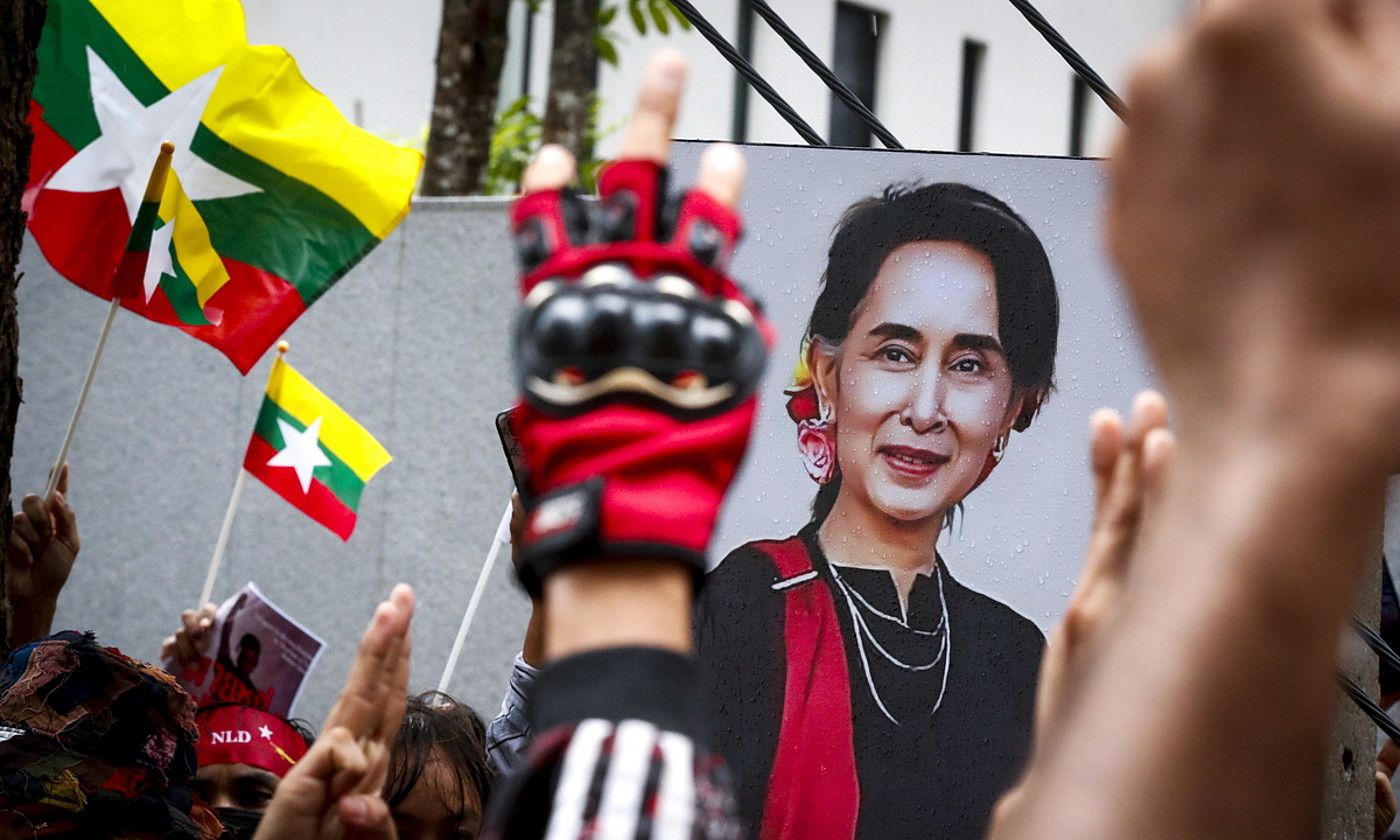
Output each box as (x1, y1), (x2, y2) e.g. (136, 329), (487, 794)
(508, 159), (772, 596)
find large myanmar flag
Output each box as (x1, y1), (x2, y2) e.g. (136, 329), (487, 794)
(24, 0), (423, 373)
(245, 355), (391, 540)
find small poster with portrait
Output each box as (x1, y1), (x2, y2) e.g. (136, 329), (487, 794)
(668, 140), (1155, 840)
(165, 582), (326, 718)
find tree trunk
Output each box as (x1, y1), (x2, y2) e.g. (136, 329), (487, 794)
(0, 0), (42, 656)
(422, 0), (512, 196)
(541, 0), (601, 164)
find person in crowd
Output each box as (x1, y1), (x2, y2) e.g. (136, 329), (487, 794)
(5, 462), (77, 648)
(386, 691), (496, 840)
(697, 180), (1057, 839)
(982, 0), (1400, 835)
(0, 630), (222, 838)
(192, 703), (315, 838)
(164, 605), (497, 839)
(485, 493), (542, 774)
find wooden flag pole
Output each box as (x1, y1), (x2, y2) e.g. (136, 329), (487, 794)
(197, 340), (289, 608)
(45, 142), (176, 498)
(438, 498), (515, 694)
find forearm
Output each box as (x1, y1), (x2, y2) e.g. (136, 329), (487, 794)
(542, 560), (692, 662)
(7, 599), (57, 648)
(999, 442), (1387, 840)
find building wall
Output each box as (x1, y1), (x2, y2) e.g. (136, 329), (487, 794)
(239, 0), (1189, 162)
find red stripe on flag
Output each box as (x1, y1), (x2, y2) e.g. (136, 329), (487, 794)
(243, 435), (359, 540)
(23, 103), (77, 216)
(25, 112), (309, 374)
(176, 259), (308, 374)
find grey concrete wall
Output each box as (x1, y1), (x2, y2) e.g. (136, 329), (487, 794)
(15, 199), (529, 724)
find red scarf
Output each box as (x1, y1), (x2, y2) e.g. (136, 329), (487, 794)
(750, 537), (860, 840)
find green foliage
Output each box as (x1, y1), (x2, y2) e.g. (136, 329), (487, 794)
(486, 94), (618, 195)
(485, 96), (543, 195)
(485, 0), (687, 194)
(597, 0), (690, 66)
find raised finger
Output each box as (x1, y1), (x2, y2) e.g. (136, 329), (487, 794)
(1089, 408), (1126, 512)
(51, 492), (77, 547)
(9, 530), (31, 567)
(1126, 390), (1169, 448)
(618, 49), (688, 163)
(374, 584), (415, 744)
(521, 143), (577, 193)
(13, 508), (40, 550)
(175, 629), (198, 665)
(338, 793), (395, 838)
(52, 463), (68, 498)
(1141, 427), (1177, 491)
(695, 143), (746, 209)
(324, 598), (405, 736)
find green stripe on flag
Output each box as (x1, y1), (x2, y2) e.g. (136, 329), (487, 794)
(156, 230), (213, 326)
(190, 125), (380, 305)
(252, 397), (367, 512)
(126, 199), (159, 252)
(34, 0), (169, 150)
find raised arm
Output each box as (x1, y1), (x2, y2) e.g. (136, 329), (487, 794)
(990, 0), (1400, 838)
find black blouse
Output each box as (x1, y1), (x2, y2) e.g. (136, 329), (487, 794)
(696, 526), (1045, 840)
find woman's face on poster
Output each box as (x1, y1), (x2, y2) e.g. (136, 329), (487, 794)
(815, 241), (1020, 523)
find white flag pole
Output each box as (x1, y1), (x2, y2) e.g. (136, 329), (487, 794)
(46, 142), (176, 498)
(439, 498), (514, 694)
(199, 469), (248, 609)
(45, 298), (119, 498)
(197, 341), (288, 608)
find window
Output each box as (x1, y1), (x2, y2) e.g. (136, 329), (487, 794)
(958, 38), (986, 153)
(829, 3), (885, 148)
(1069, 74), (1091, 157)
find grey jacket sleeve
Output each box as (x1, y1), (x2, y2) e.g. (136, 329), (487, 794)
(486, 653), (539, 773)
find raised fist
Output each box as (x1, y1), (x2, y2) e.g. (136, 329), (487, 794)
(506, 51), (771, 596)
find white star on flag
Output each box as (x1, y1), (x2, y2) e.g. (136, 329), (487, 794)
(267, 418), (332, 494)
(45, 48), (259, 225)
(142, 219), (176, 303)
(258, 724), (274, 740)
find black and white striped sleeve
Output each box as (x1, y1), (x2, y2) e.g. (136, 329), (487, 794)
(482, 647), (741, 840)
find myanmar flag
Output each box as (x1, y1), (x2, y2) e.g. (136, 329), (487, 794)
(25, 0), (423, 373)
(244, 355), (391, 540)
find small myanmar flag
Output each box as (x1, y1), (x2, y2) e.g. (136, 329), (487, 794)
(109, 144), (229, 315)
(26, 0), (422, 373)
(244, 354), (391, 540)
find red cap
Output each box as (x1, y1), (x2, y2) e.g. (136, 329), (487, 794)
(195, 705), (309, 778)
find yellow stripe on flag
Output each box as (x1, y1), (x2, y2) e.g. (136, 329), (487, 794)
(160, 171), (230, 308)
(266, 357), (392, 482)
(91, 0), (245, 89)
(200, 46), (422, 239)
(92, 0), (422, 239)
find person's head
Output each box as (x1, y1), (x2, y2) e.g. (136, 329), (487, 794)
(235, 633), (261, 676)
(798, 183), (1059, 527)
(0, 631), (220, 838)
(385, 691), (495, 840)
(193, 703), (313, 815)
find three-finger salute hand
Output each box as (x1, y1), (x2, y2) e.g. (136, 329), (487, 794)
(255, 584), (414, 840)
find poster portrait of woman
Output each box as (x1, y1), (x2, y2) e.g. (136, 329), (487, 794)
(696, 181), (1061, 840)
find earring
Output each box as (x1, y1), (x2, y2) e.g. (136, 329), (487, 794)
(972, 434), (1010, 491)
(796, 398), (838, 485)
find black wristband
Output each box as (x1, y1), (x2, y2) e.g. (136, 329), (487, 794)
(528, 646), (707, 743)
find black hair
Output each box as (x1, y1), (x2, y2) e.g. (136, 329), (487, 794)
(237, 633), (260, 654)
(385, 691), (496, 822)
(808, 182), (1060, 525)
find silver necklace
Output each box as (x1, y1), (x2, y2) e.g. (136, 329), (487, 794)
(828, 561), (952, 725)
